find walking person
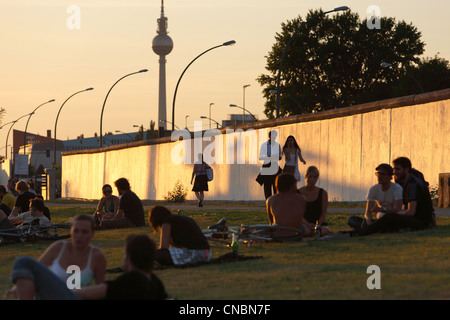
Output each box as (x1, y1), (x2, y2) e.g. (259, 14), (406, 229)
(191, 153), (211, 207)
(282, 135), (306, 182)
(258, 129), (282, 199)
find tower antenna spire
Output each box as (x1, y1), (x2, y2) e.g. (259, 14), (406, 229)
(152, 0), (173, 136)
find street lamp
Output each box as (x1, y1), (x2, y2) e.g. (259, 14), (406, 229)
(54, 88), (93, 167)
(99, 69), (148, 147)
(185, 115), (190, 129)
(275, 6), (349, 118)
(23, 99), (56, 155)
(209, 103), (214, 129)
(229, 104), (257, 122)
(160, 119), (179, 130)
(380, 62), (424, 93)
(115, 130), (134, 142)
(171, 40), (236, 131)
(4, 114), (32, 159)
(242, 84), (250, 125)
(201, 116), (222, 128)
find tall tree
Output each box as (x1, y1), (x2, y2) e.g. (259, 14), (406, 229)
(257, 10), (425, 118)
(391, 54), (450, 96)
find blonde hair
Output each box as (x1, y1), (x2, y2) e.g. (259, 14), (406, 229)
(15, 180), (30, 192)
(305, 166), (320, 177)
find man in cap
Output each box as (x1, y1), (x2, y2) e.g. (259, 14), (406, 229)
(348, 163), (403, 229)
(351, 157), (434, 235)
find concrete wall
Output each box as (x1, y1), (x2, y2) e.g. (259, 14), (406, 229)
(0, 160), (12, 187)
(62, 89), (450, 202)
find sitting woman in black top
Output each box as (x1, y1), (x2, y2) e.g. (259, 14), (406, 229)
(8, 180), (36, 220)
(297, 166), (331, 237)
(148, 206), (211, 266)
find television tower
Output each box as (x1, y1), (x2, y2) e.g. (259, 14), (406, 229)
(152, 0), (173, 135)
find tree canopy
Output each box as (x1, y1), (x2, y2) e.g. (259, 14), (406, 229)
(257, 9), (448, 118)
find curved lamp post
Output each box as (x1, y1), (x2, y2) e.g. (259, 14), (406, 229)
(114, 130), (134, 142)
(23, 99), (56, 154)
(3, 115), (30, 159)
(209, 103), (215, 130)
(53, 88), (93, 167)
(172, 40), (236, 131)
(99, 69), (148, 147)
(380, 62), (424, 93)
(160, 119), (179, 130)
(229, 104), (257, 122)
(275, 6), (349, 118)
(242, 84), (250, 125)
(200, 116), (222, 128)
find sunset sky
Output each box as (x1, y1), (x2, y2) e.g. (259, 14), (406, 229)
(1, 0), (448, 153)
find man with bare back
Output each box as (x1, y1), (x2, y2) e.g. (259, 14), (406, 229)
(266, 173), (309, 237)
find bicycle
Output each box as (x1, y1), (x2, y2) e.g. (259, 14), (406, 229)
(0, 219), (71, 246)
(202, 218), (304, 247)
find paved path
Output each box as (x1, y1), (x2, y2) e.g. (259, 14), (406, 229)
(46, 201), (450, 217)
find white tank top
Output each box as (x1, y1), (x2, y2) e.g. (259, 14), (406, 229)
(49, 241), (95, 287)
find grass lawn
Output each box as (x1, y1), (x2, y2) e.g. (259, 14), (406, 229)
(1, 204), (449, 300)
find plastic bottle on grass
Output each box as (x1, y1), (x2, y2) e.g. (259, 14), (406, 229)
(231, 234), (239, 254)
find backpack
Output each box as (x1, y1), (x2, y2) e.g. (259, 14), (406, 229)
(206, 167), (214, 181)
(411, 168), (429, 190)
(395, 168), (429, 190)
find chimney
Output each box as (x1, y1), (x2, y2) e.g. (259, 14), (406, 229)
(47, 130), (51, 138)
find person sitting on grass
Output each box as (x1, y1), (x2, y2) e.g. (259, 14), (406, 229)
(97, 178), (145, 230)
(39, 214), (107, 287)
(348, 163), (403, 230)
(148, 205), (212, 266)
(94, 184), (120, 222)
(352, 157), (434, 236)
(8, 180), (36, 219)
(297, 166), (331, 237)
(7, 198), (51, 227)
(5, 234), (168, 300)
(266, 173), (308, 236)
(0, 184), (16, 215)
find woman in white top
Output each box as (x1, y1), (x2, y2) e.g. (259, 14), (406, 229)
(282, 135), (306, 182)
(39, 214), (106, 287)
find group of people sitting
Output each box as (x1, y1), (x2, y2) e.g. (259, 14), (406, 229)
(5, 215), (168, 300)
(4, 207), (210, 300)
(0, 180), (52, 237)
(266, 156), (435, 238)
(4, 176), (211, 300)
(3, 155), (436, 300)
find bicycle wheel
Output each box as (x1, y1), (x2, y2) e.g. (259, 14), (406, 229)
(0, 228), (21, 245)
(228, 224), (303, 243)
(36, 224), (71, 240)
(202, 230), (232, 245)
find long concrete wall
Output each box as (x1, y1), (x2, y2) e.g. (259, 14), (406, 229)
(62, 89), (450, 202)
